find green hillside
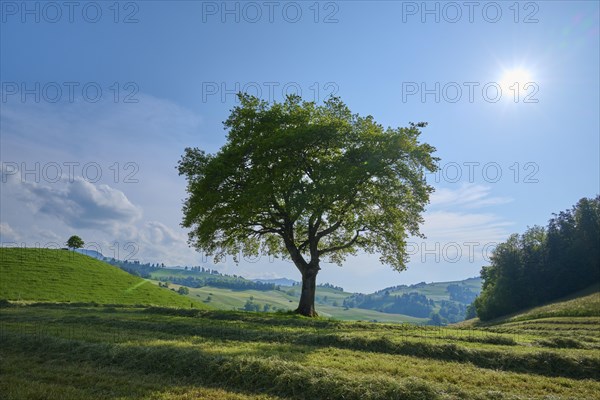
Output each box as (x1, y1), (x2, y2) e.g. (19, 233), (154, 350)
(457, 284), (600, 351)
(0, 248), (208, 308)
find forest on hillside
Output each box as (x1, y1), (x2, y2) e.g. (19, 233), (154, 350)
(473, 196), (600, 321)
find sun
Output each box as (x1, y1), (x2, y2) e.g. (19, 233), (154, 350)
(499, 68), (534, 96)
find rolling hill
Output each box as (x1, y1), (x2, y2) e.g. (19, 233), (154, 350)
(385, 277), (482, 300)
(104, 257), (483, 323)
(0, 248), (208, 308)
(162, 281), (427, 323)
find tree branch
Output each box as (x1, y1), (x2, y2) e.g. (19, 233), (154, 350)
(314, 190), (360, 241)
(318, 227), (367, 256)
(316, 219), (343, 240)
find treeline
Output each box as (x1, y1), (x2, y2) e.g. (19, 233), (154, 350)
(446, 284), (478, 304)
(437, 301), (468, 324)
(291, 282), (345, 292)
(109, 260), (159, 279)
(109, 260), (277, 291)
(343, 292), (435, 318)
(157, 275), (277, 291)
(474, 196), (600, 321)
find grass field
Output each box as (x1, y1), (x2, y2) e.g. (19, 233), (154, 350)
(1, 248), (598, 399)
(1, 299), (599, 400)
(0, 248), (207, 309)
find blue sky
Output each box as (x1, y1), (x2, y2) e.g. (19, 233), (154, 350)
(1, 1), (598, 292)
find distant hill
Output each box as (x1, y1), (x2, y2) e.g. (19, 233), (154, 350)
(342, 278), (482, 323)
(107, 260), (280, 291)
(0, 248), (209, 308)
(253, 278), (298, 286)
(74, 248), (105, 260)
(160, 275), (482, 324)
(383, 277), (482, 300)
(98, 253), (482, 323)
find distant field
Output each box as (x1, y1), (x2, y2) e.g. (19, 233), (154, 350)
(0, 248), (208, 309)
(160, 282), (427, 323)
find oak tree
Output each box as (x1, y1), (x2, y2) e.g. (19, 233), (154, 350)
(178, 94), (438, 316)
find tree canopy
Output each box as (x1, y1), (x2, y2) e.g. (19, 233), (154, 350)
(178, 94), (438, 316)
(67, 235), (84, 249)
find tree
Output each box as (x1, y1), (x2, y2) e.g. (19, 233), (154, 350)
(178, 94), (438, 316)
(243, 299), (260, 312)
(428, 312), (446, 326)
(67, 235), (84, 249)
(177, 286), (189, 295)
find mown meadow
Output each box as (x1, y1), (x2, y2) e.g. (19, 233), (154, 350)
(1, 248), (598, 399)
(1, 300), (598, 400)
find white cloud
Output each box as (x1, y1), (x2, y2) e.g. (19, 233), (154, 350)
(430, 183), (512, 209)
(0, 222), (20, 242)
(1, 94), (210, 266)
(16, 177), (141, 230)
(421, 210), (511, 244)
(142, 221), (184, 246)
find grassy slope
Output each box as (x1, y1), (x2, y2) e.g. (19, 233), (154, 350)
(0, 248), (209, 309)
(490, 283), (599, 323)
(461, 283), (600, 327)
(459, 284), (600, 350)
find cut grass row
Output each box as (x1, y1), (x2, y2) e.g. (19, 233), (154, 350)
(3, 332), (440, 400)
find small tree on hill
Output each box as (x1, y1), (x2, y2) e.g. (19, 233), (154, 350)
(178, 286), (190, 295)
(67, 235), (84, 249)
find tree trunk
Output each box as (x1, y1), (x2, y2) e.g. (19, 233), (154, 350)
(295, 267), (319, 317)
